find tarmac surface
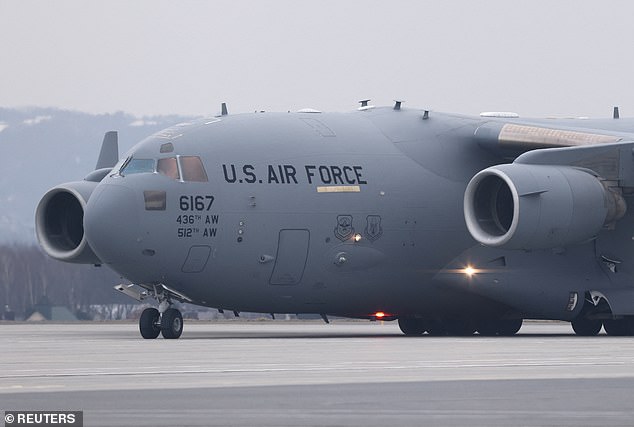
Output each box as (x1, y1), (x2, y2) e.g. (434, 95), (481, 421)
(2, 321), (634, 426)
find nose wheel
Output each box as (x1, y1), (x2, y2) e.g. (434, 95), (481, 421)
(139, 307), (183, 339)
(139, 308), (161, 339)
(116, 283), (190, 339)
(160, 308), (183, 339)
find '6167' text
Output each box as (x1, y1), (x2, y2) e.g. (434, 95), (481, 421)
(179, 195), (214, 211)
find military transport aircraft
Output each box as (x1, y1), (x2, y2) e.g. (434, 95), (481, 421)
(35, 101), (634, 338)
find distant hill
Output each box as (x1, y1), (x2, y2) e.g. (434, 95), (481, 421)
(0, 107), (194, 243)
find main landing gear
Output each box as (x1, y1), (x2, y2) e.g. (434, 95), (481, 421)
(570, 293), (634, 336)
(571, 317), (634, 336)
(397, 317), (523, 336)
(571, 317), (602, 336)
(114, 283), (186, 339)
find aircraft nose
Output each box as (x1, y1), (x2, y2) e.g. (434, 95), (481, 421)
(84, 183), (142, 264)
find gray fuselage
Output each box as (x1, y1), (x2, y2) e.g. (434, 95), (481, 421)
(79, 107), (634, 322)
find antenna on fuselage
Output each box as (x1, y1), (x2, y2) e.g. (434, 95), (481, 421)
(613, 106), (620, 119)
(357, 99), (375, 111)
(221, 102), (228, 116)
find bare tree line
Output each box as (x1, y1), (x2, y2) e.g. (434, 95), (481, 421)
(0, 245), (129, 320)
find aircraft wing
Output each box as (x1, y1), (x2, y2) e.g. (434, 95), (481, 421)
(474, 121), (627, 151)
(514, 139), (634, 187)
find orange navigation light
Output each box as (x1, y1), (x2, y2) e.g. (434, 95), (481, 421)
(374, 311), (386, 319)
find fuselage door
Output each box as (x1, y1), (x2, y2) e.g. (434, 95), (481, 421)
(181, 245), (212, 273)
(269, 229), (310, 285)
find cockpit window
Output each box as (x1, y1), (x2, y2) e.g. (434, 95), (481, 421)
(179, 156), (208, 182)
(120, 158), (155, 175)
(117, 155), (207, 182)
(157, 157), (180, 180)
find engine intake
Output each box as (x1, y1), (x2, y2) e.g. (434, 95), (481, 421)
(35, 181), (101, 264)
(464, 164), (625, 250)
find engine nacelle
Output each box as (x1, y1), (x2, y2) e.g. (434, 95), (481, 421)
(35, 181), (101, 264)
(464, 164), (625, 250)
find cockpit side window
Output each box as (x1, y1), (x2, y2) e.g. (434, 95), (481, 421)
(157, 157), (180, 180)
(179, 156), (208, 182)
(120, 158), (155, 175)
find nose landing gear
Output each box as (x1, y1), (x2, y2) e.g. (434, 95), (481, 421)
(115, 283), (189, 339)
(139, 306), (184, 339)
(139, 307), (161, 339)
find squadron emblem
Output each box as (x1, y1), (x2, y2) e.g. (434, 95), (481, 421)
(334, 215), (354, 241)
(364, 215), (383, 241)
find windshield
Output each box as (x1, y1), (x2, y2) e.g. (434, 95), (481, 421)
(120, 158), (155, 175)
(114, 155), (208, 182)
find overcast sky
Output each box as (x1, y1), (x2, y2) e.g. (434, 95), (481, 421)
(2, 0), (634, 118)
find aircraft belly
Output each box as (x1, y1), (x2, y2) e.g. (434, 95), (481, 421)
(594, 196), (634, 286)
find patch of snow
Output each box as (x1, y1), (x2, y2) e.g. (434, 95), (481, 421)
(129, 119), (158, 127)
(23, 115), (52, 125)
(0, 122), (8, 133)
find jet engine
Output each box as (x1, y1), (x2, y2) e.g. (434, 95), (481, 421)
(464, 164), (625, 250)
(35, 181), (101, 264)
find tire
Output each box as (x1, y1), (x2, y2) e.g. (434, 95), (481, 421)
(444, 319), (476, 336)
(476, 319), (499, 336)
(139, 308), (161, 339)
(398, 318), (426, 336)
(571, 318), (602, 336)
(604, 319), (629, 336)
(161, 308), (183, 339)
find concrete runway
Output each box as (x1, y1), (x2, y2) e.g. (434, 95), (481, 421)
(2, 321), (634, 426)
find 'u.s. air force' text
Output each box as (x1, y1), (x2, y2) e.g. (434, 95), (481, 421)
(222, 164), (367, 185)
